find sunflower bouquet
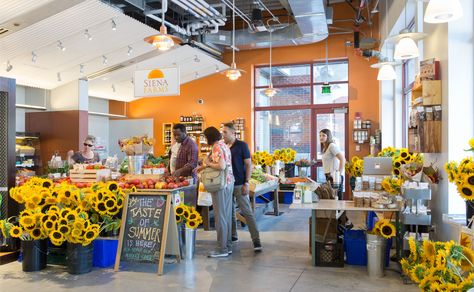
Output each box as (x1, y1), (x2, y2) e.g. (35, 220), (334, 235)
(445, 140), (474, 201)
(1, 177), (125, 246)
(175, 205), (202, 229)
(252, 151), (275, 167)
(273, 148), (297, 164)
(381, 177), (404, 195)
(371, 219), (397, 239)
(345, 156), (364, 177)
(401, 238), (474, 291)
(378, 147), (424, 178)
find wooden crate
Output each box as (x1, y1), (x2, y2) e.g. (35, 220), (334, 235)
(70, 169), (110, 183)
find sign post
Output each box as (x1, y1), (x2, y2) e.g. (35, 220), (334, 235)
(114, 191), (180, 275)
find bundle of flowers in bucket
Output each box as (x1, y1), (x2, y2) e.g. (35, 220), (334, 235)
(1, 178), (125, 274)
(366, 219), (397, 278)
(175, 205), (202, 259)
(401, 238), (474, 291)
(346, 156), (364, 190)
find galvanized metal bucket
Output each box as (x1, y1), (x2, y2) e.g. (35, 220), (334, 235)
(127, 155), (145, 175)
(366, 233), (386, 278)
(178, 225), (196, 260)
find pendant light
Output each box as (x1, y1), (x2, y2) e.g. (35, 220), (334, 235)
(222, 0), (244, 81)
(388, 0), (426, 60)
(144, 0), (181, 51)
(424, 0), (463, 23)
(321, 38), (331, 95)
(264, 21), (278, 97)
(371, 0), (399, 80)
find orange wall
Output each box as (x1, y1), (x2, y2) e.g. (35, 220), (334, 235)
(128, 5), (380, 160)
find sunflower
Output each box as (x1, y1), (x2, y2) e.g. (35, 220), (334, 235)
(19, 210), (33, 217)
(9, 226), (23, 238)
(71, 228), (82, 237)
(30, 228), (43, 240)
(186, 220), (199, 229)
(409, 237), (418, 261)
(460, 233), (473, 248)
(116, 197), (124, 208)
(19, 215), (35, 228)
(60, 208), (71, 218)
(436, 250), (447, 267)
(96, 202), (107, 215)
(105, 198), (117, 210)
(48, 206), (60, 213)
(107, 182), (119, 192)
(43, 220), (55, 231)
(41, 179), (53, 189)
(176, 215), (182, 223)
(423, 240), (436, 260)
(188, 212), (198, 221)
(380, 222), (396, 239)
(58, 218), (68, 226)
(25, 201), (37, 210)
(457, 183), (474, 200)
(59, 225), (71, 236)
(50, 230), (64, 242)
(175, 205), (185, 216)
(49, 214), (58, 222)
(65, 211), (78, 222)
(50, 239), (64, 247)
(73, 220), (85, 231)
(467, 174), (474, 186)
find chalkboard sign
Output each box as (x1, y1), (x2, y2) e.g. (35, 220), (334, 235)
(114, 191), (180, 275)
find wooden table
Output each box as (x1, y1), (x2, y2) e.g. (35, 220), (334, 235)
(290, 200), (401, 266)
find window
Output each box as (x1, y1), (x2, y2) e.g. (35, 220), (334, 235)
(254, 60), (349, 182)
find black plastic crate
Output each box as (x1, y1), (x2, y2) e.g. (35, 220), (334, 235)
(315, 241), (344, 267)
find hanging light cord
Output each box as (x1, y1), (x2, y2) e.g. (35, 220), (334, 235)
(325, 37), (329, 83)
(232, 0), (236, 64)
(385, 0), (388, 59)
(269, 28), (272, 83)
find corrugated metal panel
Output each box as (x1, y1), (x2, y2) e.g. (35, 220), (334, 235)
(0, 0), (55, 25)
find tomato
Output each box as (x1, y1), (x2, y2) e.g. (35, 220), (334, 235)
(132, 179), (140, 185)
(136, 184), (143, 189)
(182, 181), (190, 186)
(125, 183), (130, 189)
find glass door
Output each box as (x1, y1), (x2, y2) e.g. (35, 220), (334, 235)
(311, 108), (348, 194)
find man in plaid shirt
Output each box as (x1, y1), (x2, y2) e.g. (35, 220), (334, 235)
(169, 123), (198, 179)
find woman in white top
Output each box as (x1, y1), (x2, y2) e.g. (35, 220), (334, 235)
(320, 129), (346, 199)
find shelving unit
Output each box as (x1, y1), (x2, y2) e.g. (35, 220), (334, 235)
(16, 132), (41, 176)
(163, 123), (173, 146)
(401, 185), (432, 253)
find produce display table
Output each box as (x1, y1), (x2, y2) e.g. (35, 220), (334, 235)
(249, 182), (280, 216)
(290, 200), (401, 266)
(136, 185), (198, 207)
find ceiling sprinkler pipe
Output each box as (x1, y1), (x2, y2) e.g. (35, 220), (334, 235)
(220, 0), (252, 26)
(146, 13), (188, 35)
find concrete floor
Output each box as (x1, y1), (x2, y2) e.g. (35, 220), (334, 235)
(0, 206), (419, 292)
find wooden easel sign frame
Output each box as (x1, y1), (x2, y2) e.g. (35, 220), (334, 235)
(114, 192), (180, 275)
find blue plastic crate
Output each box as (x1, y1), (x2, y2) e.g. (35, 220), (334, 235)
(282, 192), (293, 204)
(344, 230), (392, 266)
(255, 192), (272, 204)
(93, 238), (118, 268)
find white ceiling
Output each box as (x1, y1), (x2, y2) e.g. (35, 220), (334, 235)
(0, 0), (228, 101)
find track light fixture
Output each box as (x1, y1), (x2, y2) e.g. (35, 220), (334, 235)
(80, 64), (84, 74)
(57, 41), (66, 51)
(84, 29), (92, 41)
(194, 72), (199, 79)
(112, 84), (116, 92)
(102, 55), (108, 65)
(57, 72), (61, 82)
(194, 55), (200, 63)
(127, 45), (133, 56)
(111, 19), (117, 31)
(31, 52), (37, 63)
(6, 61), (12, 72)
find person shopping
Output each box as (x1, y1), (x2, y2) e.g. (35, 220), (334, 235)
(222, 123), (262, 251)
(319, 129), (346, 199)
(196, 127), (234, 258)
(67, 135), (100, 165)
(168, 123), (199, 179)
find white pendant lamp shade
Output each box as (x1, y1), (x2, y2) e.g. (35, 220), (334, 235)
(377, 64), (397, 80)
(225, 62), (242, 81)
(424, 0), (463, 23)
(264, 83), (278, 97)
(394, 37), (419, 60)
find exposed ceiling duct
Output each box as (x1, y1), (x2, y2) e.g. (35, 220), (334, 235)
(204, 0), (329, 50)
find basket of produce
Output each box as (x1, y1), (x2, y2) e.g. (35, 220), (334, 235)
(249, 167), (278, 192)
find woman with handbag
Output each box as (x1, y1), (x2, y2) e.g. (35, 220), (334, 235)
(196, 127), (235, 258)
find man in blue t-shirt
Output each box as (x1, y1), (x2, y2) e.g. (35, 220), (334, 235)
(222, 123), (262, 251)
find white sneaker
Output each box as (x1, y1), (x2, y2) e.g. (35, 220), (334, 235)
(208, 250), (229, 258)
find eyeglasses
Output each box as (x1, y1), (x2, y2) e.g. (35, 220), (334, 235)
(83, 143), (93, 147)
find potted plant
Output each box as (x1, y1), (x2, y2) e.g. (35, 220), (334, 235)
(175, 205), (202, 260)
